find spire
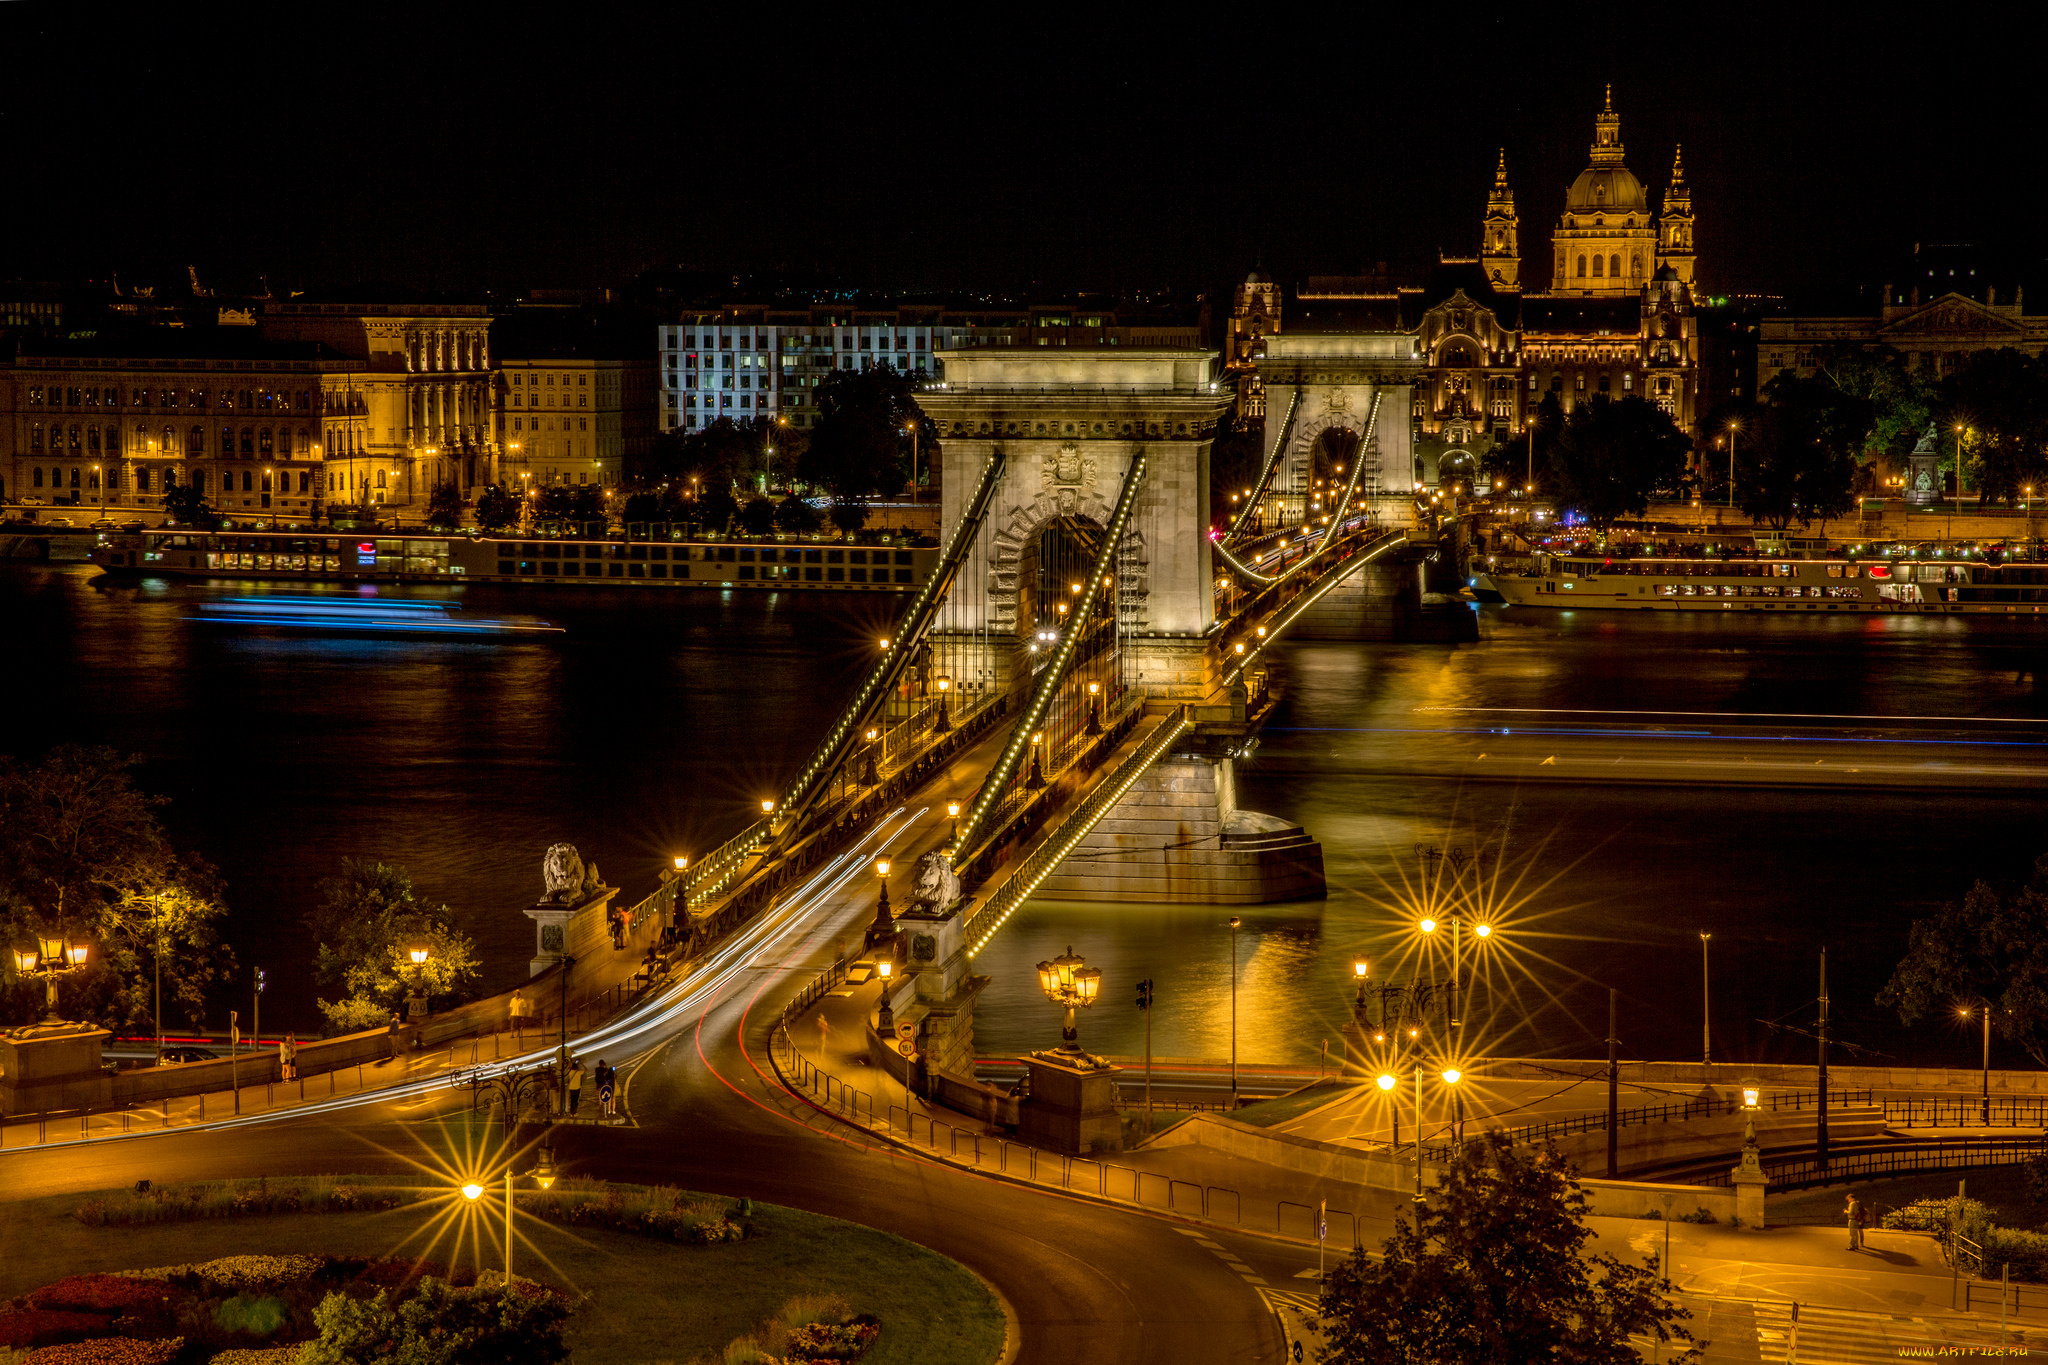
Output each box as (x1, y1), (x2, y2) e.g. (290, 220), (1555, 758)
(1670, 144), (1686, 187)
(1481, 149), (1520, 288)
(1590, 85), (1624, 165)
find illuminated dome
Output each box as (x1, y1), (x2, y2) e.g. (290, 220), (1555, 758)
(1565, 165), (1647, 216)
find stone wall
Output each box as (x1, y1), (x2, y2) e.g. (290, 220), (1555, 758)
(1034, 755), (1324, 903)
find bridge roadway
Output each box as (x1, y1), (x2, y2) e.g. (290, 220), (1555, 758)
(0, 724), (1301, 1364)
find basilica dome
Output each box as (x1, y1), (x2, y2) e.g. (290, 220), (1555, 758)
(1565, 164), (1647, 216)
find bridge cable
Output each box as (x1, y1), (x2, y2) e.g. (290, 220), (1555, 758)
(769, 448), (1009, 840)
(1222, 386), (1301, 545)
(951, 451), (1148, 862)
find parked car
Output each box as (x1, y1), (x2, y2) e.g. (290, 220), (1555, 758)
(44, 516), (73, 526)
(158, 1046), (219, 1064)
(119, 520), (146, 533)
(16, 496), (45, 506)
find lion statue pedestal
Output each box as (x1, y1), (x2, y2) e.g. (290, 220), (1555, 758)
(524, 842), (620, 977)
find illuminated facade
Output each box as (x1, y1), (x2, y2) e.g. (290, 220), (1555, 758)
(1, 336), (366, 514)
(496, 357), (625, 490)
(1234, 90), (1699, 484)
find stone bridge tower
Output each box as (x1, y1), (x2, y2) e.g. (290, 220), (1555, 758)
(921, 347), (1231, 705)
(1257, 333), (1423, 520)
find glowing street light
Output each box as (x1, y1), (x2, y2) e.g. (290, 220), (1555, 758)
(1035, 945), (1103, 1056)
(1377, 1065), (1463, 1200)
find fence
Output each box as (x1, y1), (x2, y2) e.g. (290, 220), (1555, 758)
(1493, 1088), (1874, 1148)
(1697, 1137), (2048, 1192)
(1887, 1097), (2048, 1128)
(767, 959), (1397, 1250)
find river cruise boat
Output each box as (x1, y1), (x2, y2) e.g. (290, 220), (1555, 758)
(92, 529), (937, 592)
(1471, 552), (2048, 615)
(191, 596), (563, 637)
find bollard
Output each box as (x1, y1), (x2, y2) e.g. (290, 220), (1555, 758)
(82, 1114), (87, 1139)
(266, 1082), (273, 1107)
(39, 1117), (46, 1144)
(199, 1093), (206, 1121)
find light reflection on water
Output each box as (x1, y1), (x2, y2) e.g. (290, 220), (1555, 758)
(12, 564), (2048, 1068)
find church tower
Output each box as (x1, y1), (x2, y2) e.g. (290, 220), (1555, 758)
(1480, 149), (1520, 289)
(1657, 145), (1696, 288)
(1550, 86), (1658, 297)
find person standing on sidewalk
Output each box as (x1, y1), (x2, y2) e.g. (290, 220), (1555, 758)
(508, 989), (528, 1037)
(280, 1033), (297, 1082)
(567, 1058), (585, 1116)
(384, 1012), (403, 1064)
(1845, 1194), (1863, 1251)
(597, 1060), (615, 1118)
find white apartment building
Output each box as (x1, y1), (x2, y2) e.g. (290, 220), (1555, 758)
(659, 322), (942, 434)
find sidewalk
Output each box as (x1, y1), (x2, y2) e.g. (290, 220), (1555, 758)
(0, 1020), (603, 1151)
(774, 976), (2048, 1345)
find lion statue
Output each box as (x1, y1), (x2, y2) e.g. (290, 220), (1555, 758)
(912, 851), (961, 913)
(542, 844), (585, 901)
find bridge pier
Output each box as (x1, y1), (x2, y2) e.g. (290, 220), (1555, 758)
(1035, 749), (1324, 903)
(1288, 552), (1478, 643)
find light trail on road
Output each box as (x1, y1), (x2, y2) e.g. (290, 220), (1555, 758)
(21, 808), (924, 1150)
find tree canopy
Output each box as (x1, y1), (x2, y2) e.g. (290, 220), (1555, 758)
(1879, 854), (2048, 1066)
(474, 484), (521, 533)
(305, 858), (480, 1034)
(0, 746), (235, 1033)
(798, 365), (931, 507)
(424, 483), (465, 530)
(1943, 348), (2048, 505)
(160, 478), (218, 530)
(1314, 1131), (1696, 1364)
(1546, 395), (1690, 535)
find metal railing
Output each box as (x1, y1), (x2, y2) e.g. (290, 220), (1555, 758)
(1225, 386), (1300, 543)
(1487, 1088), (1875, 1148)
(1886, 1097), (2048, 1128)
(1698, 1137), (2048, 1192)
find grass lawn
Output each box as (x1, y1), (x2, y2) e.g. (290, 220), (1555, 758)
(1768, 1164), (2048, 1231)
(0, 1181), (1004, 1365)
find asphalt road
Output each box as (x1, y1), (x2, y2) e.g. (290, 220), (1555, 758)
(0, 786), (1288, 1365)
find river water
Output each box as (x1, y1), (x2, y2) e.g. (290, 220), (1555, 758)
(10, 562), (2048, 1073)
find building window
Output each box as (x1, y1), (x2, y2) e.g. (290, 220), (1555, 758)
(1598, 375), (1612, 393)
(1610, 254), (1622, 278)
(1591, 255), (1604, 278)
(189, 425), (204, 455)
(1623, 372), (1633, 391)
(137, 468), (151, 491)
(1632, 254), (1643, 278)
(30, 423), (41, 450)
(32, 467), (42, 488)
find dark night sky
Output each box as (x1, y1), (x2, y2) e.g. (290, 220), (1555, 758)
(4, 5), (2044, 304)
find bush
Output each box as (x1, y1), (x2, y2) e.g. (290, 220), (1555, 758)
(1675, 1207), (1718, 1224)
(829, 498), (868, 534)
(29, 1279), (174, 1316)
(1880, 1195), (1993, 1241)
(19, 1338), (184, 1364)
(0, 1311), (116, 1350)
(720, 1293), (875, 1364)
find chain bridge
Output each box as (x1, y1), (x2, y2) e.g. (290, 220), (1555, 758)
(622, 343), (1451, 1113)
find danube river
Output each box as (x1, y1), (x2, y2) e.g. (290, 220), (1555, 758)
(9, 562), (2048, 1072)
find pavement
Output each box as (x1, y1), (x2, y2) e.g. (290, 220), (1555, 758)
(783, 974), (2048, 1360)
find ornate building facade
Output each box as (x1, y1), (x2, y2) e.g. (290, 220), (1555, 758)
(1235, 90), (1701, 486)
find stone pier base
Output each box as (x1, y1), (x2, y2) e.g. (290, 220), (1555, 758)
(1035, 754), (1324, 903)
(1289, 559), (1477, 643)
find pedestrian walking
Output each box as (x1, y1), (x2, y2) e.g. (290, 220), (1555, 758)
(597, 1060), (616, 1118)
(1846, 1194), (1863, 1251)
(508, 988), (528, 1037)
(567, 1058), (585, 1116)
(280, 1033), (298, 1082)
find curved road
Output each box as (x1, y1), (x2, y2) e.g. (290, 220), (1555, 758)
(0, 801), (1303, 1364)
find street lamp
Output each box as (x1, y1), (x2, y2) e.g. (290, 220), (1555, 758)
(1352, 957), (1370, 1007)
(1378, 1065), (1463, 1200)
(406, 941), (432, 1021)
(946, 801), (961, 847)
(1084, 680), (1103, 736)
(1960, 1002), (1996, 1124)
(1024, 731), (1047, 790)
(876, 958), (895, 1035)
(1699, 932), (1713, 1075)
(933, 675), (953, 733)
(869, 857), (894, 948)
(14, 934), (89, 1021)
(861, 726), (883, 786)
(1725, 419), (1742, 508)
(1034, 945), (1102, 1056)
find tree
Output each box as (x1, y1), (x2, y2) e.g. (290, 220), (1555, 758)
(1547, 395), (1690, 536)
(303, 1277), (570, 1365)
(1942, 348), (2048, 505)
(799, 365), (929, 502)
(774, 494), (822, 533)
(1879, 854), (2048, 1066)
(1314, 1131), (1696, 1364)
(425, 483), (465, 530)
(739, 495), (778, 536)
(160, 478), (217, 530)
(698, 483), (739, 534)
(829, 497), (868, 534)
(474, 484), (521, 533)
(535, 483), (603, 524)
(0, 746), (235, 1033)
(304, 858), (480, 1034)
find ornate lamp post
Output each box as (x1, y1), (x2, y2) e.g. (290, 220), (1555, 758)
(876, 958), (895, 1035)
(946, 801), (961, 848)
(1378, 1065), (1462, 1201)
(1024, 731), (1047, 790)
(867, 857), (894, 949)
(14, 934), (90, 1022)
(1035, 946), (1102, 1056)
(406, 941), (432, 1021)
(933, 675), (953, 733)
(1084, 680), (1103, 736)
(860, 727), (882, 786)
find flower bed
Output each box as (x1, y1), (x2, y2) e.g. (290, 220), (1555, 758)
(0, 1256), (570, 1363)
